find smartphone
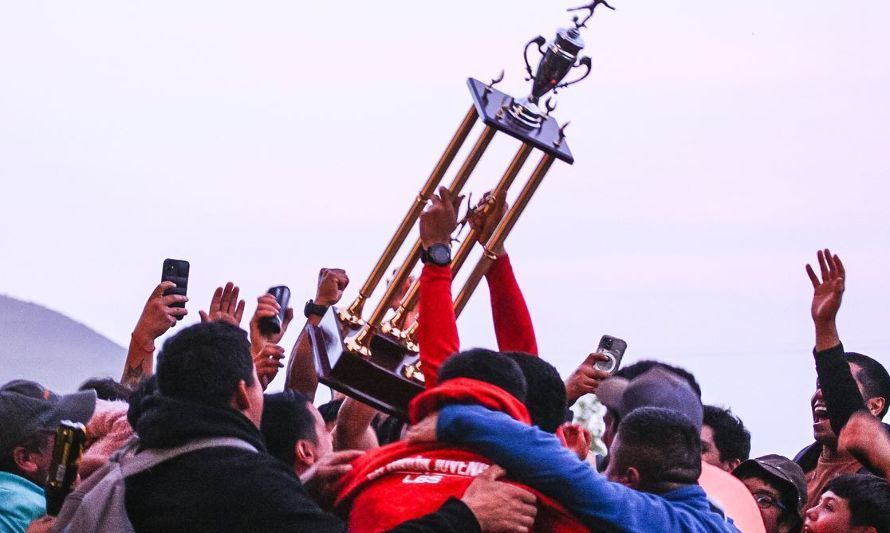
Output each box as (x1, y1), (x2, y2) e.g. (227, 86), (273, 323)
(595, 335), (627, 374)
(259, 285), (291, 336)
(161, 259), (189, 320)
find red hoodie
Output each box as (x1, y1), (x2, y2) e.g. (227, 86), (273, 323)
(333, 378), (587, 533)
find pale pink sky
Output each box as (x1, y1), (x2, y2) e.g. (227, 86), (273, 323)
(1, 0), (888, 457)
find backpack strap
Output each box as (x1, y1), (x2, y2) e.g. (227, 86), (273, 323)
(120, 437), (258, 478)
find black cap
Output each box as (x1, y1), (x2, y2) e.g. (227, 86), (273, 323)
(0, 380), (96, 455)
(733, 454), (807, 517)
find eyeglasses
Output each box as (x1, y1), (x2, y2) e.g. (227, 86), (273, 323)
(753, 492), (787, 512)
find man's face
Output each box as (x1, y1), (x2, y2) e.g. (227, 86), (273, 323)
(811, 363), (864, 444)
(34, 433), (55, 484)
(700, 424), (722, 469)
(603, 434), (633, 487)
(804, 491), (853, 533)
(602, 410), (617, 451)
(701, 424), (741, 471)
(15, 432), (55, 486)
(308, 402), (333, 460)
(292, 402), (333, 476)
(739, 475), (794, 533)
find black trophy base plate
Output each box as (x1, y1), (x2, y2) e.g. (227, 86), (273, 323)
(312, 307), (424, 419)
(467, 78), (574, 164)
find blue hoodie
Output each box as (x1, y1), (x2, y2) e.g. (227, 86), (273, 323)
(437, 404), (740, 533)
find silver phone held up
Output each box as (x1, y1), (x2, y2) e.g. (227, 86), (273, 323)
(595, 335), (627, 374)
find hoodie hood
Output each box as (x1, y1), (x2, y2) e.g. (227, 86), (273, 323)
(335, 378), (530, 509)
(134, 392), (266, 453)
(333, 378), (583, 532)
(408, 377), (530, 424)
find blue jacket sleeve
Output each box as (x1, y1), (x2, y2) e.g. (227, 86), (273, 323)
(437, 405), (723, 532)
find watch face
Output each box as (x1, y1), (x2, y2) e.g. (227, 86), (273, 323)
(429, 245), (451, 265)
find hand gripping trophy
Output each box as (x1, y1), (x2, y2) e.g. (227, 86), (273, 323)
(312, 1), (617, 418)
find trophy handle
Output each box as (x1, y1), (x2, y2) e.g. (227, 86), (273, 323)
(523, 36), (547, 80)
(544, 96), (558, 116)
(556, 56), (592, 90)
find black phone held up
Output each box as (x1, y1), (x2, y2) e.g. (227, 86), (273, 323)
(595, 335), (627, 374)
(161, 259), (189, 321)
(259, 285), (291, 336)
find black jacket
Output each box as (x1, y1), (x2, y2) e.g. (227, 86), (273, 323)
(125, 393), (478, 533)
(125, 394), (345, 533)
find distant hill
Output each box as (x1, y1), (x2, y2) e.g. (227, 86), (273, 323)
(0, 294), (125, 393)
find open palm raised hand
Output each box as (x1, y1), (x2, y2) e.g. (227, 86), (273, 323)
(199, 281), (246, 326)
(805, 248), (845, 325)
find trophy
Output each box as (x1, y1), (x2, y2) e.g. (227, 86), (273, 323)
(313, 1), (616, 418)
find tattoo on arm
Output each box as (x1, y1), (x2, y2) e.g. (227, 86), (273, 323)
(123, 363), (146, 388)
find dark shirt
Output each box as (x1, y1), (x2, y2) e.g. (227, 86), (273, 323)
(125, 393), (476, 533)
(125, 394), (344, 533)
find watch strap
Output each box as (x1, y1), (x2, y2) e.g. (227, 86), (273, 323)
(421, 243), (452, 266)
(303, 299), (329, 318)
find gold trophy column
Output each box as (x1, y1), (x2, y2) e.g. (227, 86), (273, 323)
(453, 153), (556, 318)
(340, 106), (478, 327)
(346, 124), (498, 356)
(384, 142), (536, 341)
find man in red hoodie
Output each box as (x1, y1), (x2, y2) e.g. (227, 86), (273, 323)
(332, 188), (587, 531)
(332, 349), (587, 533)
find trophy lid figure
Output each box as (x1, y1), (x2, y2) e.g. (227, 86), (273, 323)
(509, 0), (616, 128)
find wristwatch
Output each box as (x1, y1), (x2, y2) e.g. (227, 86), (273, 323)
(303, 299), (329, 318)
(421, 243), (452, 266)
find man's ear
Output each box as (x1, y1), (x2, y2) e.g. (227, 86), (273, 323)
(725, 458), (742, 472)
(866, 397), (885, 418)
(233, 379), (251, 411)
(294, 440), (318, 467)
(624, 467), (642, 490)
(12, 446), (39, 475)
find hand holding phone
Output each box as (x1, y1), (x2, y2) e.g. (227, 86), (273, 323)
(161, 259), (190, 322)
(594, 335), (627, 374)
(259, 286), (291, 336)
(565, 351), (613, 405)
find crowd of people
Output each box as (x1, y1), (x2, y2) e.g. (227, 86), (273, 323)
(1, 188), (889, 532)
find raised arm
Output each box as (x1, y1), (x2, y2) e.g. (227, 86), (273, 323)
(469, 191), (538, 355)
(332, 397), (379, 451)
(839, 411), (890, 480)
(121, 281), (188, 387)
(249, 293), (294, 390)
(806, 249), (866, 435)
(418, 186), (462, 386)
(485, 255), (537, 354)
(285, 268), (349, 400)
